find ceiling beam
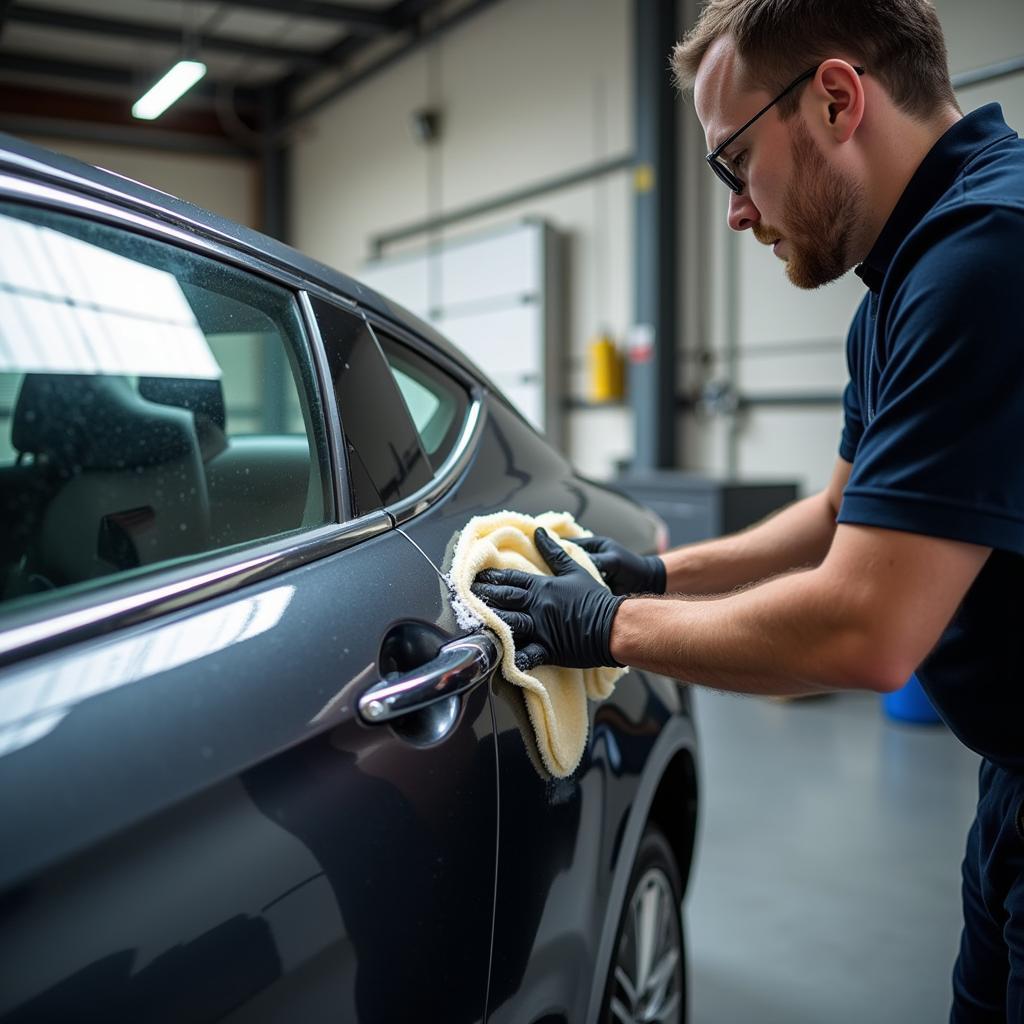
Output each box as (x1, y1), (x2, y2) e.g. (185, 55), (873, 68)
(1, 51), (156, 87)
(388, 0), (449, 27)
(0, 82), (258, 136)
(8, 5), (334, 70)
(282, 0), (447, 89)
(0, 0), (15, 42)
(0, 114), (252, 156)
(326, 0), (449, 56)
(213, 0), (395, 33)
(284, 0), (504, 126)
(0, 51), (261, 109)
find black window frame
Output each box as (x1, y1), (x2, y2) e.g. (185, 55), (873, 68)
(308, 297), (436, 520)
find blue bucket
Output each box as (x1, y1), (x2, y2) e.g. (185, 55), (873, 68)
(882, 673), (941, 724)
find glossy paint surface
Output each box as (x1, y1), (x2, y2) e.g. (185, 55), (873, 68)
(0, 136), (698, 1024)
(0, 529), (497, 1022)
(398, 400), (695, 1024)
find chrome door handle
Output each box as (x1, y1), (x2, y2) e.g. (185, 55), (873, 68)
(358, 631), (500, 724)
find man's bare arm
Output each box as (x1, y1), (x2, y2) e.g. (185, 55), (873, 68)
(661, 458), (852, 595)
(613, 521), (991, 696)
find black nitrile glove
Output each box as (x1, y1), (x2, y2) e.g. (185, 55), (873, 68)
(574, 535), (667, 596)
(472, 527), (626, 671)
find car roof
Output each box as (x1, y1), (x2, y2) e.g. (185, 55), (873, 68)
(0, 131), (477, 377)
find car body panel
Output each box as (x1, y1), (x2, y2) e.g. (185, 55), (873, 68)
(394, 398), (697, 1023)
(0, 527), (497, 1023)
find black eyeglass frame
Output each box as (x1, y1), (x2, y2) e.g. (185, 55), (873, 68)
(706, 64), (865, 194)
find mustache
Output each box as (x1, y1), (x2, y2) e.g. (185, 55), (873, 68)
(752, 224), (781, 246)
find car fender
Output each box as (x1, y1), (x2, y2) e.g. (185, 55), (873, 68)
(583, 713), (698, 1023)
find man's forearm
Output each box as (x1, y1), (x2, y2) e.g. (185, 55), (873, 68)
(610, 565), (892, 697)
(661, 490), (838, 595)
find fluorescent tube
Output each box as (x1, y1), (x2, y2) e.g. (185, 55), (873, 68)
(132, 60), (207, 120)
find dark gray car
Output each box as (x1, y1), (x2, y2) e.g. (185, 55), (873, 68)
(0, 134), (699, 1024)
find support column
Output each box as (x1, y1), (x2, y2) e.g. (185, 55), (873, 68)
(631, 0), (679, 470)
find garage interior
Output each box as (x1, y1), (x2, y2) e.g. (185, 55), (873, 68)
(2, 1), (1021, 1020)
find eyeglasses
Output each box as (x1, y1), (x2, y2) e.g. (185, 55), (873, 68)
(706, 64), (865, 194)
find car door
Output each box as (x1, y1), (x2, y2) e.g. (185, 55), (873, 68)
(0, 189), (497, 1023)
(361, 319), (694, 1023)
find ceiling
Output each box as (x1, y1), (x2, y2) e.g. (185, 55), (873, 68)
(0, 0), (455, 150)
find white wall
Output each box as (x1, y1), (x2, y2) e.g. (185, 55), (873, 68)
(34, 139), (258, 229)
(289, 0), (1024, 492)
(290, 0), (637, 481)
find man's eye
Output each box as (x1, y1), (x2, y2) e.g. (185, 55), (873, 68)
(730, 150), (747, 171)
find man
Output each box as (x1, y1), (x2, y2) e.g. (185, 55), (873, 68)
(472, 1), (1024, 1018)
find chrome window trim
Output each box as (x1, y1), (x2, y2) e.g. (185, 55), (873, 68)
(0, 173), (358, 309)
(0, 166), (360, 309)
(0, 514), (392, 669)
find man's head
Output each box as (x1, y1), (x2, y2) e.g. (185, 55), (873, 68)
(674, 0), (960, 288)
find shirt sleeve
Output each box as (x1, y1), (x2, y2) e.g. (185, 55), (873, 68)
(838, 204), (1024, 555)
(839, 297), (870, 462)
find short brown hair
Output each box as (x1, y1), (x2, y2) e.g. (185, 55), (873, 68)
(672, 0), (958, 120)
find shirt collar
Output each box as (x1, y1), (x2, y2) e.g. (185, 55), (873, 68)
(854, 103), (1016, 293)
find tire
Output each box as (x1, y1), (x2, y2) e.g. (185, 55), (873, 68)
(601, 824), (686, 1024)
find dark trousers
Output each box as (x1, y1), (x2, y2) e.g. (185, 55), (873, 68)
(951, 759), (1024, 1022)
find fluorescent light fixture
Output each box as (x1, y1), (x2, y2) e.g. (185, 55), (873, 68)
(132, 59), (207, 120)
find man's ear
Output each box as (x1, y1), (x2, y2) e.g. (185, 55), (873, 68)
(813, 59), (865, 143)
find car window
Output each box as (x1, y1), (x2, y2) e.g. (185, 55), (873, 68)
(310, 297), (432, 517)
(0, 202), (331, 615)
(377, 333), (470, 470)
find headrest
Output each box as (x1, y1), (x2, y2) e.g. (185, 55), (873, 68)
(139, 377), (227, 461)
(138, 377), (225, 432)
(12, 374), (196, 470)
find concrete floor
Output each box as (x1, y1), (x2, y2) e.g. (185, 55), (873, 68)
(684, 688), (981, 1024)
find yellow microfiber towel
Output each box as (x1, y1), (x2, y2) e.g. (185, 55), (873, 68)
(448, 510), (626, 778)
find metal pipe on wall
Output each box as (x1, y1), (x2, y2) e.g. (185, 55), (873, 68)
(369, 155), (634, 256)
(952, 54), (1024, 89)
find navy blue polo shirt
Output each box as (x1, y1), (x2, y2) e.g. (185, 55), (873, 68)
(838, 103), (1024, 772)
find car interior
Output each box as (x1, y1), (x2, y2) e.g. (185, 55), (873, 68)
(0, 214), (329, 609)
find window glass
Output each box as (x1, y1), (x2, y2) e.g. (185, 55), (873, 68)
(377, 334), (470, 468)
(311, 298), (432, 516)
(0, 202), (331, 615)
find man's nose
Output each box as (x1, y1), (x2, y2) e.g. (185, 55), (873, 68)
(727, 190), (760, 232)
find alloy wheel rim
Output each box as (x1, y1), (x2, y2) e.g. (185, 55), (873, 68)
(609, 867), (682, 1024)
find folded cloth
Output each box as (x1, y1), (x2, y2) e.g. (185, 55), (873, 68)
(448, 510), (626, 778)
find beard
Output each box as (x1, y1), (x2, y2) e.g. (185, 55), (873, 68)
(753, 119), (864, 289)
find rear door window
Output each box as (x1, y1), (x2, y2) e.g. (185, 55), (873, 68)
(0, 202), (331, 615)
(376, 333), (470, 471)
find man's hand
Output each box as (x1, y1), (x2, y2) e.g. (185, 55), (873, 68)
(472, 527), (626, 670)
(575, 535), (667, 595)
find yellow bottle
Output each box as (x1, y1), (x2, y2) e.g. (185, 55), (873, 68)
(587, 333), (624, 403)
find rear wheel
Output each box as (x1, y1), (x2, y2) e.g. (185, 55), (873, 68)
(601, 824), (686, 1024)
